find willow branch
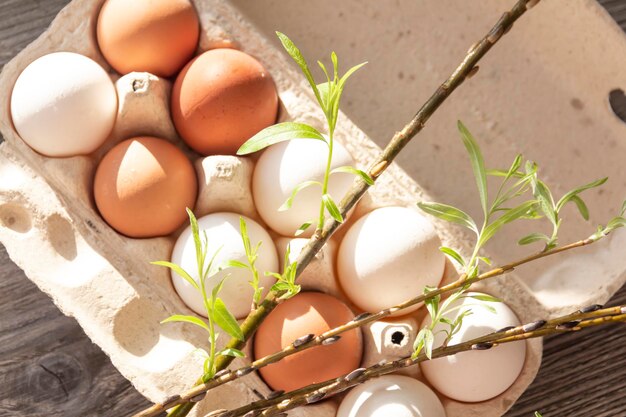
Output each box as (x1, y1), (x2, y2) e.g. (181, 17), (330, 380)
(134, 235), (594, 417)
(222, 305), (626, 417)
(149, 1), (540, 416)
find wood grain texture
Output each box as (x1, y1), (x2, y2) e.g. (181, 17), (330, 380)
(0, 1), (624, 416)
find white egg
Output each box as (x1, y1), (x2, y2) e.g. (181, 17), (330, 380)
(420, 292), (526, 402)
(337, 206), (445, 313)
(337, 374), (446, 417)
(10, 52), (117, 157)
(252, 138), (354, 237)
(170, 212), (278, 319)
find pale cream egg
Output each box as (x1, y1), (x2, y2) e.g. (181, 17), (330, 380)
(337, 374), (446, 417)
(170, 212), (278, 319)
(420, 292), (526, 402)
(337, 206), (445, 314)
(10, 52), (117, 157)
(252, 138), (355, 237)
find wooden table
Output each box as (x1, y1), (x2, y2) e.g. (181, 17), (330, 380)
(1, 1), (625, 416)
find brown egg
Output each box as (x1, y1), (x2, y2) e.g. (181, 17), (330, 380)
(171, 49), (279, 155)
(94, 137), (197, 238)
(97, 0), (199, 77)
(254, 292), (363, 392)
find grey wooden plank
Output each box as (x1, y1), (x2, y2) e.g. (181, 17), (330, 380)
(0, 1), (153, 416)
(0, 1), (625, 417)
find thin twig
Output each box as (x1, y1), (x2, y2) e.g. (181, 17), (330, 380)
(134, 236), (592, 417)
(147, 1), (540, 416)
(223, 305), (626, 417)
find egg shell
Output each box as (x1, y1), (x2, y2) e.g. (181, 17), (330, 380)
(337, 375), (446, 417)
(337, 206), (445, 314)
(420, 292), (526, 402)
(171, 212), (278, 319)
(97, 0), (199, 78)
(94, 136), (197, 238)
(171, 48), (278, 155)
(10, 52), (117, 157)
(254, 292), (363, 392)
(253, 139), (355, 237)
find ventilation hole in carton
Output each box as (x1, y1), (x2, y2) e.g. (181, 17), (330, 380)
(391, 331), (405, 345)
(0, 203), (32, 233)
(609, 89), (626, 123)
(113, 297), (160, 357)
(46, 214), (77, 261)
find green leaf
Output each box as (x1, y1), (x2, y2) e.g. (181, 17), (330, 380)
(239, 217), (251, 254)
(161, 315), (210, 332)
(569, 195), (590, 220)
(295, 221), (314, 236)
(439, 247), (465, 266)
(555, 177), (608, 212)
(212, 298), (244, 341)
(221, 260), (248, 269)
(518, 233), (550, 246)
(237, 122), (326, 155)
(467, 293), (501, 303)
(152, 261), (198, 291)
(219, 348), (245, 358)
(533, 180), (557, 226)
(413, 328), (427, 356)
(339, 62), (368, 88)
(211, 275), (230, 304)
(317, 81), (332, 114)
(439, 289), (465, 313)
(424, 294), (440, 319)
(186, 208), (205, 280)
(276, 32), (323, 107)
(204, 245), (224, 281)
(423, 328), (435, 359)
(504, 154), (523, 182)
(322, 194), (343, 223)
(330, 166), (375, 185)
(621, 200), (626, 216)
(479, 200), (537, 248)
(606, 216), (626, 232)
(417, 201), (478, 234)
(457, 121), (488, 218)
(535, 413), (543, 417)
(279, 180), (322, 211)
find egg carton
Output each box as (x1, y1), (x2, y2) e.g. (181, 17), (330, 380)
(1, 0), (625, 416)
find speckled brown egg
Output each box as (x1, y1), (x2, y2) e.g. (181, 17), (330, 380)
(97, 0), (199, 77)
(254, 292), (363, 392)
(171, 48), (279, 155)
(94, 137), (197, 238)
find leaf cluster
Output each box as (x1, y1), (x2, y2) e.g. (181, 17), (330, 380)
(222, 217), (265, 308)
(152, 209), (244, 381)
(236, 32), (371, 234)
(414, 121), (616, 360)
(413, 287), (499, 359)
(266, 244), (302, 300)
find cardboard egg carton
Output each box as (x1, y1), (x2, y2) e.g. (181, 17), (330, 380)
(1, 0), (625, 416)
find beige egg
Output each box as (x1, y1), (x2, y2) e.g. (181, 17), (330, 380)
(337, 206), (445, 314)
(170, 212), (278, 319)
(253, 138), (355, 237)
(420, 292), (526, 402)
(337, 375), (446, 417)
